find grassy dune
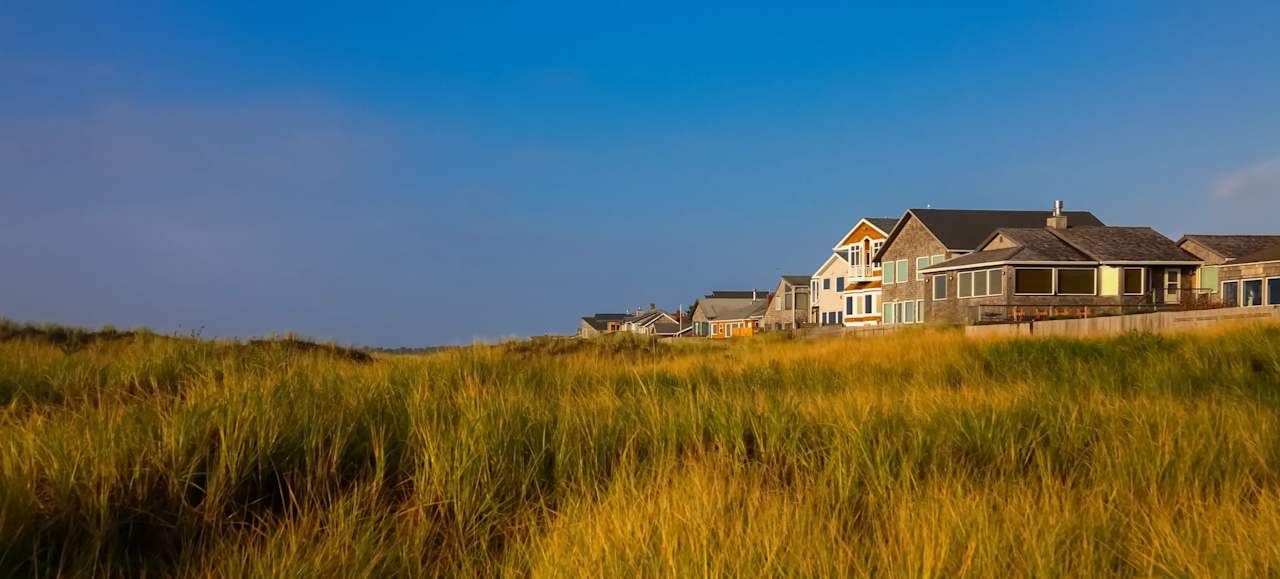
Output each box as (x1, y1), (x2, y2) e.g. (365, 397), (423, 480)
(2, 323), (1280, 576)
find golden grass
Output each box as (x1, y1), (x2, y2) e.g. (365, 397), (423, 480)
(1, 323), (1279, 576)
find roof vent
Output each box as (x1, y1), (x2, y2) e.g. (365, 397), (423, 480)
(1047, 200), (1068, 230)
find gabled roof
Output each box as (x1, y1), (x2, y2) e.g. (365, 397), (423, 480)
(692, 297), (769, 321)
(873, 208), (1105, 261)
(631, 310), (675, 327)
(833, 217), (899, 249)
(920, 225), (1200, 273)
(811, 251), (849, 277)
(1229, 241), (1280, 265)
(780, 275), (811, 286)
(1176, 234), (1280, 261)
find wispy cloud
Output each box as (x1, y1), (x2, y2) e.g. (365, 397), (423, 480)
(1212, 156), (1280, 200)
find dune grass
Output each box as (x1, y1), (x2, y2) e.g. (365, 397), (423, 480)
(1, 323), (1279, 576)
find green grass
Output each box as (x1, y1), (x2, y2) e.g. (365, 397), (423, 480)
(2, 322), (1280, 576)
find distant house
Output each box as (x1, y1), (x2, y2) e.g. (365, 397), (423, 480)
(917, 211), (1200, 324)
(873, 203), (1106, 325)
(690, 291), (770, 338)
(832, 217), (898, 326)
(762, 276), (811, 331)
(810, 252), (848, 326)
(1176, 235), (1280, 300)
(622, 306), (690, 337)
(1212, 241), (1280, 308)
(577, 313), (630, 338)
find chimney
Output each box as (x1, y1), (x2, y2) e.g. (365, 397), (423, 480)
(1046, 199), (1068, 230)
(650, 303), (656, 312)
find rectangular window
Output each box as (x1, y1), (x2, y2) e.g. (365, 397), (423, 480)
(1015, 268), (1054, 295)
(895, 302), (905, 324)
(988, 269), (1003, 295)
(864, 294), (873, 314)
(836, 277), (845, 292)
(884, 301), (895, 324)
(1223, 280), (1239, 307)
(1057, 269), (1097, 295)
(931, 254), (945, 265)
(845, 296), (854, 315)
(903, 300), (915, 323)
(958, 271), (973, 298)
(916, 300), (924, 323)
(823, 278), (830, 290)
(883, 264), (895, 284)
(1268, 278), (1280, 306)
(896, 259), (909, 283)
(974, 269), (989, 296)
(916, 257), (929, 281)
(932, 275), (947, 300)
(1123, 268), (1144, 295)
(1244, 279), (1264, 306)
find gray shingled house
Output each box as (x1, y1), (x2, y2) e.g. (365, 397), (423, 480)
(690, 291), (770, 338)
(762, 275), (811, 331)
(871, 204), (1105, 325)
(1176, 234), (1280, 300)
(1212, 242), (1280, 308)
(576, 313), (631, 338)
(917, 215), (1201, 324)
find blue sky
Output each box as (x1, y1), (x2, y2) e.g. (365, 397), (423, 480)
(3, 2), (1279, 346)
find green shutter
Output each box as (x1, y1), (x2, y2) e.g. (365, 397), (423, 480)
(1200, 266), (1218, 291)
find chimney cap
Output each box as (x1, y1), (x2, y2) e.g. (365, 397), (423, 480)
(1053, 199), (1063, 216)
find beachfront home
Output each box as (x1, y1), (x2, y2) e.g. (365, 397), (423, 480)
(872, 203), (1105, 325)
(762, 276), (811, 331)
(577, 313), (630, 338)
(833, 217), (897, 326)
(810, 252), (848, 326)
(1213, 241), (1280, 308)
(691, 291), (770, 338)
(917, 211), (1201, 324)
(1176, 235), (1280, 301)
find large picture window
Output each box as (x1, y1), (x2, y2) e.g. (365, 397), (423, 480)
(1123, 268), (1144, 295)
(1269, 278), (1280, 306)
(1244, 279), (1264, 306)
(932, 275), (947, 300)
(1222, 280), (1239, 307)
(1057, 268), (1097, 295)
(1014, 268), (1054, 295)
(958, 271), (973, 298)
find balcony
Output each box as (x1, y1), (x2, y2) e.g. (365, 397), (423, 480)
(847, 264), (880, 281)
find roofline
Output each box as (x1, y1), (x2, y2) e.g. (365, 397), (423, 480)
(811, 251), (849, 277)
(831, 217), (892, 250)
(1222, 258), (1280, 268)
(920, 259), (1201, 274)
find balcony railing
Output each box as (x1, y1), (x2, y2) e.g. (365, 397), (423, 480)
(847, 264), (880, 281)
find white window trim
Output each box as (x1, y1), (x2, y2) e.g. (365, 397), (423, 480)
(1241, 278), (1266, 307)
(916, 300), (924, 324)
(932, 274), (947, 301)
(1122, 267), (1145, 296)
(1222, 280), (1240, 307)
(987, 269), (1004, 296)
(915, 257), (929, 281)
(896, 259), (909, 283)
(1267, 276), (1280, 306)
(959, 271), (973, 299)
(1014, 267), (1057, 296)
(1056, 267), (1098, 296)
(957, 268), (1003, 299)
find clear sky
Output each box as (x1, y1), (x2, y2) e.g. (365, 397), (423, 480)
(3, 2), (1279, 346)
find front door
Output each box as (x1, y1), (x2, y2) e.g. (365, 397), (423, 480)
(1164, 269), (1181, 304)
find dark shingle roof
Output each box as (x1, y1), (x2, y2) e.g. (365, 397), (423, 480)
(581, 313), (631, 331)
(781, 275), (811, 286)
(1231, 241), (1280, 265)
(693, 297), (769, 321)
(922, 225), (1199, 273)
(909, 208), (1104, 251)
(866, 217), (900, 234)
(1051, 227), (1198, 262)
(1177, 235), (1280, 260)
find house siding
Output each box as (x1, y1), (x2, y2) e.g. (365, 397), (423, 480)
(762, 280), (810, 330)
(1217, 261), (1280, 306)
(879, 215), (952, 323)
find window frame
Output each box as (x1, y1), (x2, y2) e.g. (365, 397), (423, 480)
(958, 271), (973, 298)
(1122, 267), (1145, 295)
(1222, 280), (1240, 307)
(1014, 267), (1056, 296)
(1268, 277), (1280, 306)
(823, 278), (831, 290)
(836, 277), (845, 292)
(932, 274), (947, 301)
(845, 295), (854, 316)
(916, 300), (924, 324)
(988, 269), (1004, 296)
(916, 256), (929, 281)
(1055, 267), (1098, 296)
(884, 301), (895, 324)
(1242, 278), (1265, 307)
(896, 259), (909, 283)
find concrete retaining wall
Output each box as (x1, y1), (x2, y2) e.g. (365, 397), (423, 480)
(964, 305), (1280, 339)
